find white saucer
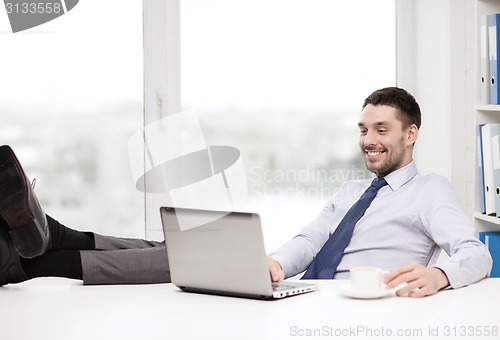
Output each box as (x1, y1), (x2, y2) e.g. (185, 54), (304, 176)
(340, 284), (393, 299)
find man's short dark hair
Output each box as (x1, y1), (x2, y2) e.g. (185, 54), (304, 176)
(362, 87), (421, 129)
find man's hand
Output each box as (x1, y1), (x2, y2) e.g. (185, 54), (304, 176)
(267, 256), (285, 282)
(384, 262), (449, 298)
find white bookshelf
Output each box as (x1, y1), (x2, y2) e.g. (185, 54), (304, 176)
(473, 0), (500, 232)
(476, 104), (500, 111)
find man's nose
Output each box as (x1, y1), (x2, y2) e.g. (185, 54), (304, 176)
(363, 130), (377, 146)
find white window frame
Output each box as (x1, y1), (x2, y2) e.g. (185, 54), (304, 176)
(143, 0), (181, 240)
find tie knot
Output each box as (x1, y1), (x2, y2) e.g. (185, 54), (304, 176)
(371, 177), (387, 190)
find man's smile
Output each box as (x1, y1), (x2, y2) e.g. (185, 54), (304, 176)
(365, 149), (386, 160)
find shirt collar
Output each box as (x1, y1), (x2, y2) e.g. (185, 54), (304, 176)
(380, 160), (418, 192)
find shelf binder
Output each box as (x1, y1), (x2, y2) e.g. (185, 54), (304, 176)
(481, 124), (497, 216)
(478, 124), (486, 214)
(479, 231), (500, 278)
(488, 14), (500, 104)
(491, 124), (500, 216)
(481, 15), (490, 104)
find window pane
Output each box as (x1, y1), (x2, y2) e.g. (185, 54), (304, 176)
(0, 1), (144, 237)
(181, 0), (396, 249)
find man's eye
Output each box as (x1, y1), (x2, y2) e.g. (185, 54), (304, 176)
(378, 129), (387, 134)
(360, 130), (367, 135)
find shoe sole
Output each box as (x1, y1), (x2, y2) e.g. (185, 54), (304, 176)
(0, 225), (29, 286)
(0, 146), (48, 258)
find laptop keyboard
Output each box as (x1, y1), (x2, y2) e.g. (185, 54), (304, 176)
(272, 283), (295, 291)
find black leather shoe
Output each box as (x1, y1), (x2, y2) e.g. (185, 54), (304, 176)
(0, 219), (29, 286)
(0, 145), (50, 258)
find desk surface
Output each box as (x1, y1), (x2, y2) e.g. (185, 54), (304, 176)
(1, 278), (499, 340)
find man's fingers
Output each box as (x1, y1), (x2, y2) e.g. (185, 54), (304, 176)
(385, 262), (419, 284)
(395, 278), (425, 297)
(390, 266), (448, 298)
(267, 256), (285, 282)
(270, 268), (283, 282)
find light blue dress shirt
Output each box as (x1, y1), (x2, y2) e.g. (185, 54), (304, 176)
(270, 161), (492, 288)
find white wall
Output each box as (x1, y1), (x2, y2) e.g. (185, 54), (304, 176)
(398, 0), (470, 211)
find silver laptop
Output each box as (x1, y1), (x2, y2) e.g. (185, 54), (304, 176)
(160, 206), (317, 300)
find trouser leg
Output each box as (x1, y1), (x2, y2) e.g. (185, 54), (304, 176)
(22, 217), (169, 285)
(81, 243), (170, 285)
(48, 214), (162, 251)
(93, 233), (164, 250)
(21, 236), (169, 284)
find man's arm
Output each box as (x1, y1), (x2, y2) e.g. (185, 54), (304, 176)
(420, 177), (492, 289)
(387, 176), (492, 296)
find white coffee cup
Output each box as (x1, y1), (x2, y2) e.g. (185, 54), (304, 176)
(349, 267), (389, 291)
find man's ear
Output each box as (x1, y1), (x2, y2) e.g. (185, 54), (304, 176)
(406, 124), (418, 146)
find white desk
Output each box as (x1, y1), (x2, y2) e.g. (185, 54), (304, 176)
(1, 278), (499, 340)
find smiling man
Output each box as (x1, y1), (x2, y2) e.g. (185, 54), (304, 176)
(267, 87), (492, 297)
(358, 104), (417, 178)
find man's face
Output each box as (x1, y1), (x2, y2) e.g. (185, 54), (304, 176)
(358, 104), (417, 177)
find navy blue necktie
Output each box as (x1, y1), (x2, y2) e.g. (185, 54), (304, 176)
(301, 177), (387, 279)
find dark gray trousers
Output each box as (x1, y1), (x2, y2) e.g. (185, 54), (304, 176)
(80, 234), (170, 285)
